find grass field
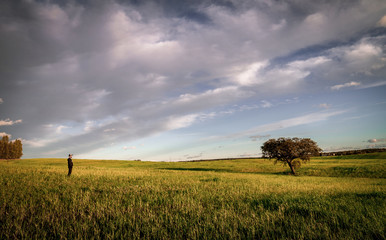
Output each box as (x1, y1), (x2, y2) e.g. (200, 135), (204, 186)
(1, 152), (385, 239)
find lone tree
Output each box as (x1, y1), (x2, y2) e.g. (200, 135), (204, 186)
(261, 137), (321, 175)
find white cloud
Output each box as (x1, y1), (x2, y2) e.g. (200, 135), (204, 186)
(318, 103), (331, 109)
(288, 56), (331, 69)
(299, 12), (329, 42)
(56, 125), (69, 134)
(198, 112), (217, 121)
(304, 13), (327, 27)
(358, 81), (386, 89)
(143, 86), (253, 117)
(261, 100), (273, 108)
(165, 114), (199, 130)
(0, 132), (11, 138)
(84, 121), (96, 132)
(231, 56), (327, 91)
(103, 128), (116, 133)
(207, 110), (346, 141)
(234, 61), (268, 86)
(34, 3), (71, 42)
(123, 146), (136, 150)
(344, 42), (382, 62)
(23, 138), (56, 148)
(176, 86), (245, 105)
(262, 67), (310, 89)
(238, 104), (259, 112)
(377, 15), (386, 27)
(367, 138), (386, 143)
(107, 8), (183, 70)
(271, 19), (287, 31)
(0, 119), (22, 126)
(246, 110), (346, 135)
(329, 40), (383, 74)
(331, 81), (361, 90)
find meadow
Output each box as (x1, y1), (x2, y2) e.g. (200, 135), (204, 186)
(0, 152), (385, 239)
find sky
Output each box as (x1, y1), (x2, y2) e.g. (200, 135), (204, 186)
(1, 0), (386, 161)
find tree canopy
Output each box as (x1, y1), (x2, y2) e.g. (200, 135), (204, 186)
(0, 136), (23, 159)
(261, 137), (321, 175)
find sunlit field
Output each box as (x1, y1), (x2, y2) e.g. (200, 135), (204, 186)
(1, 152), (385, 239)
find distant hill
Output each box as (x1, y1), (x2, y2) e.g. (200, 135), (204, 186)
(320, 148), (386, 156)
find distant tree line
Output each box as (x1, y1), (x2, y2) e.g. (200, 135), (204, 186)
(0, 136), (23, 159)
(320, 148), (386, 156)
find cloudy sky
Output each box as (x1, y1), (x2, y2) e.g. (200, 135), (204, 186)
(1, 0), (386, 161)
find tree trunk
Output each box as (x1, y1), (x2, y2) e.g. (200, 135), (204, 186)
(287, 161), (296, 175)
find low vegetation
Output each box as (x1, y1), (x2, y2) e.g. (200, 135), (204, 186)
(0, 152), (385, 239)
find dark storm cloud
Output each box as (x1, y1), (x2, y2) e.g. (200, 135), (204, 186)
(0, 0), (385, 158)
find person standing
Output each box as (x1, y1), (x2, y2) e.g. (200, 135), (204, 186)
(67, 154), (73, 176)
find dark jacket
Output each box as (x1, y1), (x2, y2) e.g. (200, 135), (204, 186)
(67, 158), (73, 168)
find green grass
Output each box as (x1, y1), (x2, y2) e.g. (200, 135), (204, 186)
(0, 153), (385, 239)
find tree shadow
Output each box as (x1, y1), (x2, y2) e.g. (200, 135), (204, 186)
(159, 167), (291, 175)
(159, 167), (234, 173)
